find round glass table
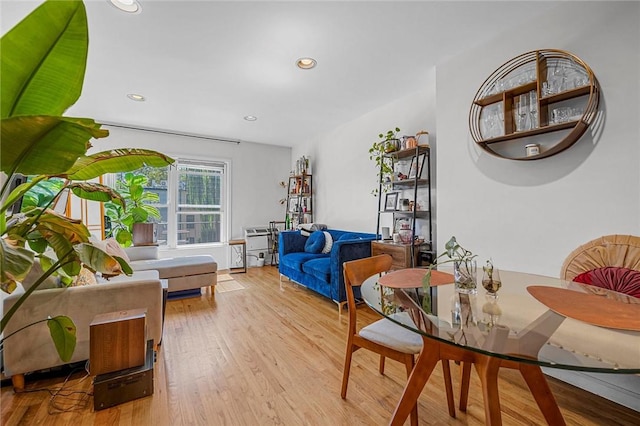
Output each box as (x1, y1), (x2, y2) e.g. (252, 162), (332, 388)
(361, 268), (640, 425)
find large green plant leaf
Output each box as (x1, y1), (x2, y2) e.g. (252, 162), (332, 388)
(0, 238), (34, 293)
(65, 149), (175, 180)
(0, 115), (108, 175)
(0, 176), (46, 215)
(68, 182), (125, 208)
(43, 232), (81, 277)
(130, 206), (149, 223)
(47, 316), (77, 362)
(35, 211), (90, 245)
(141, 204), (161, 220)
(75, 243), (132, 276)
(1, 0), (88, 118)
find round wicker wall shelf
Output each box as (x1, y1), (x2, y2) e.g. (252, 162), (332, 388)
(469, 49), (599, 160)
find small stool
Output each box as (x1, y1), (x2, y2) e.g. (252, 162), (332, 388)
(229, 239), (247, 274)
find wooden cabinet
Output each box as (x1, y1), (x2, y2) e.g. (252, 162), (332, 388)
(371, 240), (422, 270)
(285, 173), (312, 229)
(375, 145), (433, 268)
(469, 49), (599, 160)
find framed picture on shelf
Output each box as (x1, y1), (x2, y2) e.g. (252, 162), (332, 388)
(409, 153), (426, 179)
(384, 192), (398, 211)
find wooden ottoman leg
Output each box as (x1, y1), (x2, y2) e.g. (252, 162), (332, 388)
(12, 374), (25, 392)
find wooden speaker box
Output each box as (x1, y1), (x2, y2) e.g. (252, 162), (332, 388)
(90, 309), (147, 376)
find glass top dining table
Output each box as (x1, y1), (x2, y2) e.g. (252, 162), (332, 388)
(361, 268), (640, 425)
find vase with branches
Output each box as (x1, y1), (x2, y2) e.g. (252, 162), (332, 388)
(421, 236), (477, 312)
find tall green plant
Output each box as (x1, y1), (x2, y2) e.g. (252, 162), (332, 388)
(105, 172), (162, 247)
(0, 0), (174, 362)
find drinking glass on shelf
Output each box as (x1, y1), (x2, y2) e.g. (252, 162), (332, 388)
(482, 114), (496, 139)
(552, 62), (567, 93)
(514, 94), (529, 132)
(528, 90), (538, 129)
(496, 106), (505, 136)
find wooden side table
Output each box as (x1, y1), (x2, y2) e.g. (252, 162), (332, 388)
(229, 239), (247, 274)
(371, 240), (420, 270)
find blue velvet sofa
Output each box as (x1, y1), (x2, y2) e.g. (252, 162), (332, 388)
(278, 229), (376, 309)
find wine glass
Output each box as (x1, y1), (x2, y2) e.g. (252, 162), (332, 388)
(482, 263), (502, 298)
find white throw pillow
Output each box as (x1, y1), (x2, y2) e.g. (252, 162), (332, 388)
(321, 231), (333, 254)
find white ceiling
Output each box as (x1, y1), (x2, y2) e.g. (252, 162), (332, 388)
(1, 1), (557, 148)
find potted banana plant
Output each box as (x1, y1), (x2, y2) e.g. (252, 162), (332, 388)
(1, 0), (174, 362)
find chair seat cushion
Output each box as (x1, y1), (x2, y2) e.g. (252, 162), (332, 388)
(359, 312), (422, 354)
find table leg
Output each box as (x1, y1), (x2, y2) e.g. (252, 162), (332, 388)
(459, 361), (472, 412)
(389, 337), (440, 426)
(519, 364), (566, 426)
(474, 354), (503, 426)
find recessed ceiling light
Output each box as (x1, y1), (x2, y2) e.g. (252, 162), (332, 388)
(127, 93), (145, 101)
(296, 57), (317, 70)
(244, 115), (257, 121)
(108, 0), (142, 14)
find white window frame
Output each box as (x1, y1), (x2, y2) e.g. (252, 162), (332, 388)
(169, 159), (228, 248)
(104, 157), (230, 249)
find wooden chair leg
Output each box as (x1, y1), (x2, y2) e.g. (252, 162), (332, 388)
(379, 355), (386, 374)
(441, 360), (456, 418)
(341, 345), (355, 399)
(11, 374), (25, 392)
(459, 361), (472, 412)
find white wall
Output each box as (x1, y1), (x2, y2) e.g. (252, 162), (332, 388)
(294, 1), (639, 279)
(436, 1), (640, 277)
(293, 67), (437, 234)
(90, 126), (290, 268)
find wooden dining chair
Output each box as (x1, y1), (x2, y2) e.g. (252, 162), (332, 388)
(340, 254), (457, 424)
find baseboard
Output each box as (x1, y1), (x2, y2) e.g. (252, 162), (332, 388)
(543, 367), (640, 412)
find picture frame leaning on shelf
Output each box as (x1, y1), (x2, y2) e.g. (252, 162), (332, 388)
(408, 153), (426, 179)
(384, 192), (398, 211)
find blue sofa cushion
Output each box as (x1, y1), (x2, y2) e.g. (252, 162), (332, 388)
(282, 252), (328, 272)
(338, 232), (368, 241)
(302, 257), (331, 283)
(305, 231), (325, 253)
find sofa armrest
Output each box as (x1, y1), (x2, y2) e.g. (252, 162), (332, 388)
(330, 237), (375, 302)
(279, 230), (307, 257)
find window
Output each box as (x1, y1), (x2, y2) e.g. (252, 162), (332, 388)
(175, 161), (224, 246)
(110, 159), (227, 247)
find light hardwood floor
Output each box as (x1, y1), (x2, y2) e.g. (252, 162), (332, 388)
(1, 266), (638, 425)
